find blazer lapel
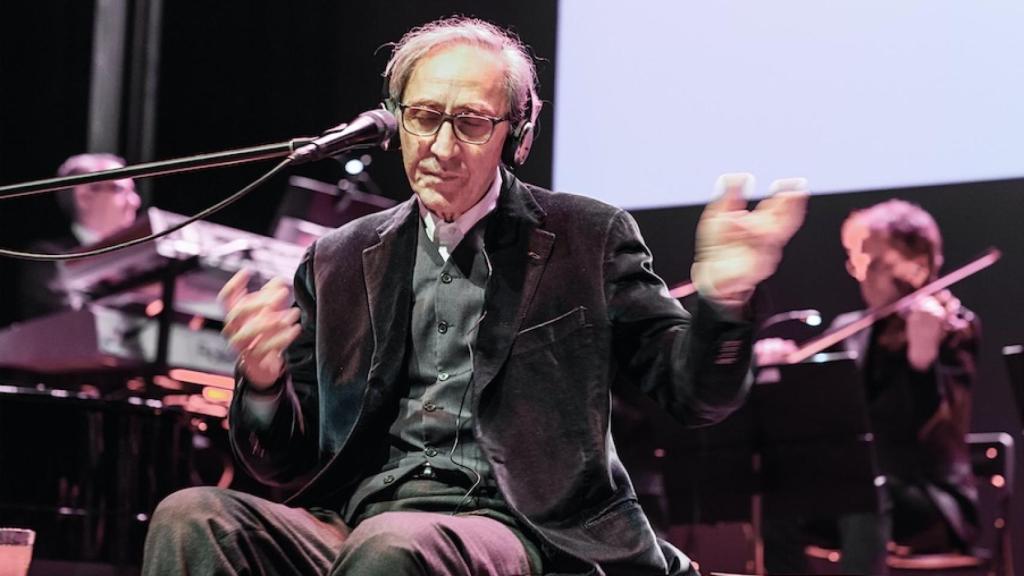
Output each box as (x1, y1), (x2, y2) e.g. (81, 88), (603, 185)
(362, 199), (418, 397)
(472, 170), (554, 395)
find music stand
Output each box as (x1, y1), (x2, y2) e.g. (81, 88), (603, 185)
(754, 356), (880, 521)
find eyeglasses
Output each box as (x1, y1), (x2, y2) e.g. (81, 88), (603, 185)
(85, 180), (135, 195)
(399, 105), (508, 145)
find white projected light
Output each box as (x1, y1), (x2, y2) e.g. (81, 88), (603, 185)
(553, 1), (1024, 208)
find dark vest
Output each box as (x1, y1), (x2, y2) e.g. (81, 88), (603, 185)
(343, 217), (497, 520)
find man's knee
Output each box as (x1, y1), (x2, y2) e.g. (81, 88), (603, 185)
(337, 514), (445, 573)
(351, 513), (442, 552)
(152, 483), (225, 520)
(150, 486), (233, 531)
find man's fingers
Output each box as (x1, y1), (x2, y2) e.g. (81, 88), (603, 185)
(764, 177), (809, 220)
(222, 287), (291, 334)
(223, 299), (266, 337)
(751, 178), (809, 241)
(218, 271), (289, 314)
(227, 323), (265, 355)
(248, 324), (303, 361)
(261, 276), (289, 294)
(258, 281), (292, 311)
(768, 177), (809, 196)
(281, 307), (301, 325)
(772, 191), (809, 236)
(705, 173), (754, 216)
(225, 305), (299, 350)
(226, 307), (299, 352)
(217, 268), (252, 310)
(222, 295), (267, 337)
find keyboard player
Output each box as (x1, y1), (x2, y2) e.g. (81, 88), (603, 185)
(14, 153), (140, 321)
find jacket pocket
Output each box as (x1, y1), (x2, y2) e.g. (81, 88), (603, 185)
(511, 306), (589, 358)
(582, 496), (641, 531)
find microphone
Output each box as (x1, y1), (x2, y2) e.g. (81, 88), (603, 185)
(288, 109), (397, 165)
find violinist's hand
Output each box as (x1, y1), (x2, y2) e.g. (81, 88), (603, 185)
(692, 174), (809, 305)
(218, 269), (302, 389)
(754, 338), (798, 367)
(909, 293), (954, 368)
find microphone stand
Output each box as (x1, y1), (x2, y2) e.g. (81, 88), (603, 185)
(0, 137), (315, 200)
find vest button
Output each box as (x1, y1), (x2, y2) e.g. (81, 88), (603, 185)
(438, 371), (450, 382)
(437, 321), (449, 334)
(441, 272), (453, 284)
(425, 448), (438, 457)
(383, 474), (395, 484)
(424, 401), (438, 412)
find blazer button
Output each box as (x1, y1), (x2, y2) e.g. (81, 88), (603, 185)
(438, 371), (450, 382)
(383, 474), (395, 484)
(441, 272), (453, 284)
(425, 448), (438, 457)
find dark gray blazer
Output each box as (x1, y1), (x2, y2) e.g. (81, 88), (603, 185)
(230, 169), (754, 575)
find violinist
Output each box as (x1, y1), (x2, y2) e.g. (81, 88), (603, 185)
(757, 199), (980, 575)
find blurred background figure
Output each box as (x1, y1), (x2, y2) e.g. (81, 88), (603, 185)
(14, 153), (141, 321)
(758, 199), (980, 575)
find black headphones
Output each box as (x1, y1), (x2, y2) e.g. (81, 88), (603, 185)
(382, 80), (536, 170)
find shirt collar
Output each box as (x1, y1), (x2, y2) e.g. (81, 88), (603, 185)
(418, 167), (501, 260)
(71, 222), (101, 246)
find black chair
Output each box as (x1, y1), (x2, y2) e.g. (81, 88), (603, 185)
(807, 432), (1015, 576)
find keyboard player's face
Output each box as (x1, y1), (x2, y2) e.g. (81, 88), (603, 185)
(74, 158), (141, 240)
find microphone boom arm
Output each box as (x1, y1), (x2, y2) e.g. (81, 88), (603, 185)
(0, 139), (315, 201)
(0, 108), (398, 200)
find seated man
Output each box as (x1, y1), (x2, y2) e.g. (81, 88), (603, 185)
(758, 199), (979, 575)
(15, 153), (140, 320)
(142, 17), (808, 576)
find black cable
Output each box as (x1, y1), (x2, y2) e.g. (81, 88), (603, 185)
(449, 349), (484, 516)
(0, 158), (294, 261)
(450, 239), (492, 515)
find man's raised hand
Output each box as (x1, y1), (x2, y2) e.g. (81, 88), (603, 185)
(691, 173), (808, 304)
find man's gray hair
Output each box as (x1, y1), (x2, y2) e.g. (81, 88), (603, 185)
(384, 16), (541, 126)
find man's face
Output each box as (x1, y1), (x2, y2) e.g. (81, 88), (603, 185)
(399, 43), (510, 221)
(857, 232), (931, 308)
(74, 158), (140, 237)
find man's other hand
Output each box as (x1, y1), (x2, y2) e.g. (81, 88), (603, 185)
(218, 269), (302, 389)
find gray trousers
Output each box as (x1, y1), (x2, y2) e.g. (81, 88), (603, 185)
(141, 487), (536, 575)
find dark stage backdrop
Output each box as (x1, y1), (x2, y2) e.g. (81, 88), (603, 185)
(1, 1), (1022, 573)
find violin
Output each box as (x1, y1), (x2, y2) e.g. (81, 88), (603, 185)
(785, 248), (1000, 364)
